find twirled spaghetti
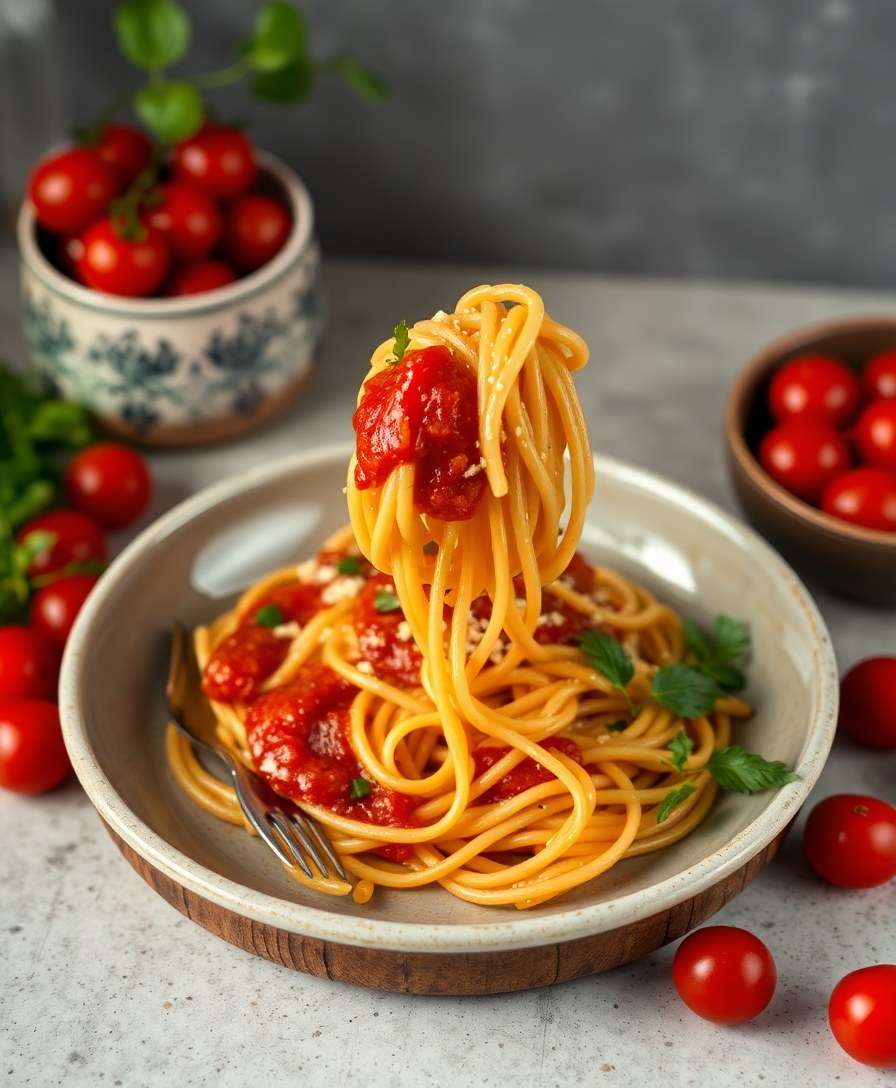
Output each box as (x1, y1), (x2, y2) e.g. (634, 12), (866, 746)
(168, 284), (752, 909)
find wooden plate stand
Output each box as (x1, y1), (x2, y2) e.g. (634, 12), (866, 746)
(105, 823), (787, 995)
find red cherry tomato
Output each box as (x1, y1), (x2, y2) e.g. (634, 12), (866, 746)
(758, 419), (850, 503)
(77, 219), (170, 298)
(839, 657), (896, 748)
(855, 399), (896, 471)
(167, 259), (237, 296)
(29, 574), (99, 647)
(0, 698), (71, 794)
(804, 794), (896, 888)
(172, 126), (256, 200)
(95, 124), (152, 185)
(0, 627), (60, 701)
(64, 442), (152, 529)
(829, 965), (896, 1068)
(820, 467), (896, 532)
(144, 181), (222, 261)
(224, 194), (292, 272)
(863, 350), (896, 401)
(769, 354), (862, 428)
(672, 926), (777, 1024)
(16, 508), (106, 579)
(27, 147), (119, 235)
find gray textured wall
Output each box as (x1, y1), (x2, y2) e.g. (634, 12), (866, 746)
(52, 0), (896, 286)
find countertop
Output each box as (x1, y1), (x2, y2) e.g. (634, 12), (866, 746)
(2, 254), (894, 1088)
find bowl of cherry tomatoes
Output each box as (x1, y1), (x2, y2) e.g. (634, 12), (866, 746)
(726, 317), (896, 604)
(17, 124), (321, 447)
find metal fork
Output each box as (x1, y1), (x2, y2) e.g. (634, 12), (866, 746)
(166, 622), (349, 883)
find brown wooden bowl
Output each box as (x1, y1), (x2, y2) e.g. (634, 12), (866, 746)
(726, 316), (896, 605)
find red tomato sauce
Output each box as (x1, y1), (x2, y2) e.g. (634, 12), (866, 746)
(354, 574), (423, 687)
(353, 345), (484, 520)
(245, 663), (416, 847)
(472, 737), (583, 803)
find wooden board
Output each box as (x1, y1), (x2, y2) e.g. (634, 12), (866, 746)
(104, 822), (787, 995)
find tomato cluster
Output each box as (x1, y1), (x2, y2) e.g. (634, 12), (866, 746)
(28, 124), (292, 299)
(757, 351), (896, 532)
(0, 443), (151, 796)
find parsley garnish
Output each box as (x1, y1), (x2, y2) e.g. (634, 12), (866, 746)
(350, 776), (371, 799)
(656, 783), (697, 824)
(337, 555), (360, 575)
(374, 588), (401, 613)
(422, 541), (438, 556)
(255, 603), (285, 627)
(682, 614), (750, 693)
(606, 720), (628, 733)
(707, 746), (799, 793)
(389, 320), (410, 365)
(667, 729), (693, 771)
(578, 630), (634, 707)
(651, 665), (719, 719)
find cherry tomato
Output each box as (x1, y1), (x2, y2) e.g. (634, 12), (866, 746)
(839, 657), (896, 748)
(829, 965), (896, 1068)
(0, 698), (70, 794)
(758, 419), (851, 502)
(224, 194), (291, 272)
(672, 926), (777, 1024)
(820, 467), (896, 532)
(172, 126), (256, 200)
(64, 442), (152, 529)
(863, 350), (896, 401)
(144, 182), (222, 261)
(0, 627), (60, 701)
(769, 354), (862, 428)
(16, 508), (106, 579)
(27, 147), (119, 235)
(855, 399), (896, 471)
(29, 574), (99, 647)
(95, 123), (152, 185)
(804, 794), (896, 888)
(76, 219), (170, 298)
(167, 259), (237, 296)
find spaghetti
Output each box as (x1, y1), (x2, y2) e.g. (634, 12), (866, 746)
(168, 284), (753, 910)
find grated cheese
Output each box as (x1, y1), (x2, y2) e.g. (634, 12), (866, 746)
(320, 575), (365, 605)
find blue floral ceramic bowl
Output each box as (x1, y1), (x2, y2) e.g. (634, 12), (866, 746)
(17, 152), (321, 446)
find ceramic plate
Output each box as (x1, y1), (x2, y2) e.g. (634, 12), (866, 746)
(60, 445), (838, 954)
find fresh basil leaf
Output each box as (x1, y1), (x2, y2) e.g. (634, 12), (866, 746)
(337, 556), (361, 575)
(374, 589), (401, 613)
(327, 55), (389, 101)
(134, 81), (204, 142)
(578, 629), (634, 693)
(651, 665), (719, 719)
(350, 776), (371, 799)
(27, 401), (92, 447)
(713, 614), (750, 663)
(656, 783), (697, 824)
(707, 746), (799, 794)
(252, 58), (314, 103)
(114, 0), (191, 72)
(667, 729), (693, 771)
(255, 603), (286, 628)
(245, 0), (307, 72)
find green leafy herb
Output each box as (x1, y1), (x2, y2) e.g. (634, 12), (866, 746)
(422, 541), (438, 556)
(682, 613), (750, 693)
(134, 81), (204, 143)
(650, 665), (719, 719)
(350, 776), (371, 799)
(114, 0), (191, 72)
(606, 720), (628, 733)
(374, 589), (401, 613)
(244, 0), (307, 72)
(578, 629), (634, 696)
(656, 783), (697, 824)
(252, 59), (314, 103)
(390, 320), (410, 365)
(707, 746), (799, 794)
(337, 556), (361, 575)
(667, 729), (693, 771)
(325, 55), (389, 101)
(255, 603), (286, 627)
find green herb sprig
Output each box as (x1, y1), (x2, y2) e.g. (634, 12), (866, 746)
(389, 320), (410, 365)
(682, 613), (751, 693)
(374, 588), (401, 613)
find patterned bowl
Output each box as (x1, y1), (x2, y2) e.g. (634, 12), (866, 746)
(17, 151), (321, 447)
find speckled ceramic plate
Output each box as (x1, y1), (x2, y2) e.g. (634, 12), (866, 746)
(59, 445), (838, 987)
